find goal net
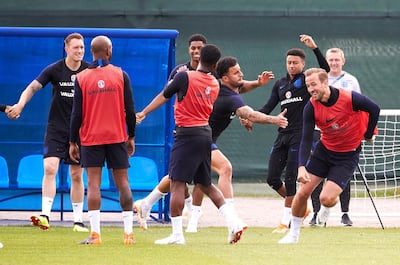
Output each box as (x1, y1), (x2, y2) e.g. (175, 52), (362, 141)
(352, 109), (400, 217)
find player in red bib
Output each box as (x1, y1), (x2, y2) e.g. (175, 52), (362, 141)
(279, 68), (380, 244)
(137, 45), (245, 245)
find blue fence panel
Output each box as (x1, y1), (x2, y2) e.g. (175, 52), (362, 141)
(0, 27), (178, 216)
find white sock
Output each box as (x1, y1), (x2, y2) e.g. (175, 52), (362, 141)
(171, 216), (183, 236)
(218, 203), (237, 230)
(122, 211), (133, 234)
(184, 195), (193, 212)
(224, 198), (240, 220)
(225, 198), (234, 206)
(144, 187), (167, 209)
(88, 210), (101, 234)
(72, 202), (84, 223)
(189, 205), (202, 224)
(41, 196), (53, 217)
(288, 216), (302, 238)
(319, 205), (331, 223)
(281, 207), (292, 226)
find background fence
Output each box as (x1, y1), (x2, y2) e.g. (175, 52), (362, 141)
(1, 0), (399, 182)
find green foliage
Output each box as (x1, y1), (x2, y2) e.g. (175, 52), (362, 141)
(0, 226), (398, 265)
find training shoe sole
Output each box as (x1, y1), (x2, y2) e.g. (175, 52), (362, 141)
(30, 215), (49, 230)
(229, 229), (243, 244)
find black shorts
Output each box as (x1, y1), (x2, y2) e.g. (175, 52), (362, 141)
(267, 132), (301, 196)
(43, 127), (78, 165)
(169, 126), (212, 185)
(80, 142), (129, 169)
(306, 142), (360, 189)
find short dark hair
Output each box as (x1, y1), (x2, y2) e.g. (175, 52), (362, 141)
(64, 32), (84, 46)
(286, 48), (306, 60)
(200, 44), (221, 67)
(188, 34), (207, 46)
(216, 56), (238, 79)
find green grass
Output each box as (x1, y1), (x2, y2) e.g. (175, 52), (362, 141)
(0, 226), (398, 265)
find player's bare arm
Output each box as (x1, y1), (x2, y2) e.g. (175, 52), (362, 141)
(236, 106), (288, 128)
(240, 71), (274, 93)
(136, 111), (146, 124)
(141, 92), (169, 118)
(8, 80), (43, 119)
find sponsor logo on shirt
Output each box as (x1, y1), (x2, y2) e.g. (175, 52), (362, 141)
(60, 90), (74, 97)
(59, 81), (74, 87)
(280, 96), (303, 106)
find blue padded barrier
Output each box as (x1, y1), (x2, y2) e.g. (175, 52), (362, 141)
(0, 156), (9, 188)
(16, 154), (59, 189)
(66, 165), (110, 190)
(128, 156), (163, 220)
(0, 27), (177, 222)
(128, 156), (159, 191)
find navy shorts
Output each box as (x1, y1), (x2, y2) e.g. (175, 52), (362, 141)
(267, 132), (301, 196)
(80, 142), (129, 169)
(169, 126), (212, 185)
(306, 142), (360, 189)
(43, 127), (78, 165)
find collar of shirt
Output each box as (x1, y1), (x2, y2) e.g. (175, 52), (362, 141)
(88, 59), (110, 69)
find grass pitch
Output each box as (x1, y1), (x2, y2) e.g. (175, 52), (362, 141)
(0, 225), (398, 265)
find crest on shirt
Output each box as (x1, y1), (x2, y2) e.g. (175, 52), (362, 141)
(332, 123), (339, 129)
(294, 77), (303, 88)
(205, 86), (211, 95)
(71, 74), (76, 82)
(285, 91), (292, 99)
(98, 80), (105, 89)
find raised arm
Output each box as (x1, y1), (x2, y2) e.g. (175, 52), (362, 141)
(300, 34), (330, 73)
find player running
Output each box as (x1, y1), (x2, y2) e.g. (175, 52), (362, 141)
(134, 56), (288, 233)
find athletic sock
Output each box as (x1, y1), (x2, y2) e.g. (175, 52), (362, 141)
(225, 198), (234, 206)
(184, 195), (193, 212)
(88, 210), (101, 235)
(319, 205), (331, 223)
(171, 216), (183, 236)
(72, 202), (84, 223)
(219, 203), (237, 230)
(288, 216), (302, 238)
(281, 207), (292, 226)
(144, 187), (167, 209)
(122, 210), (133, 234)
(41, 196), (53, 217)
(189, 205), (202, 223)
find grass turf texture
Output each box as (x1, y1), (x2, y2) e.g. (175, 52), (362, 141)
(0, 226), (398, 265)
